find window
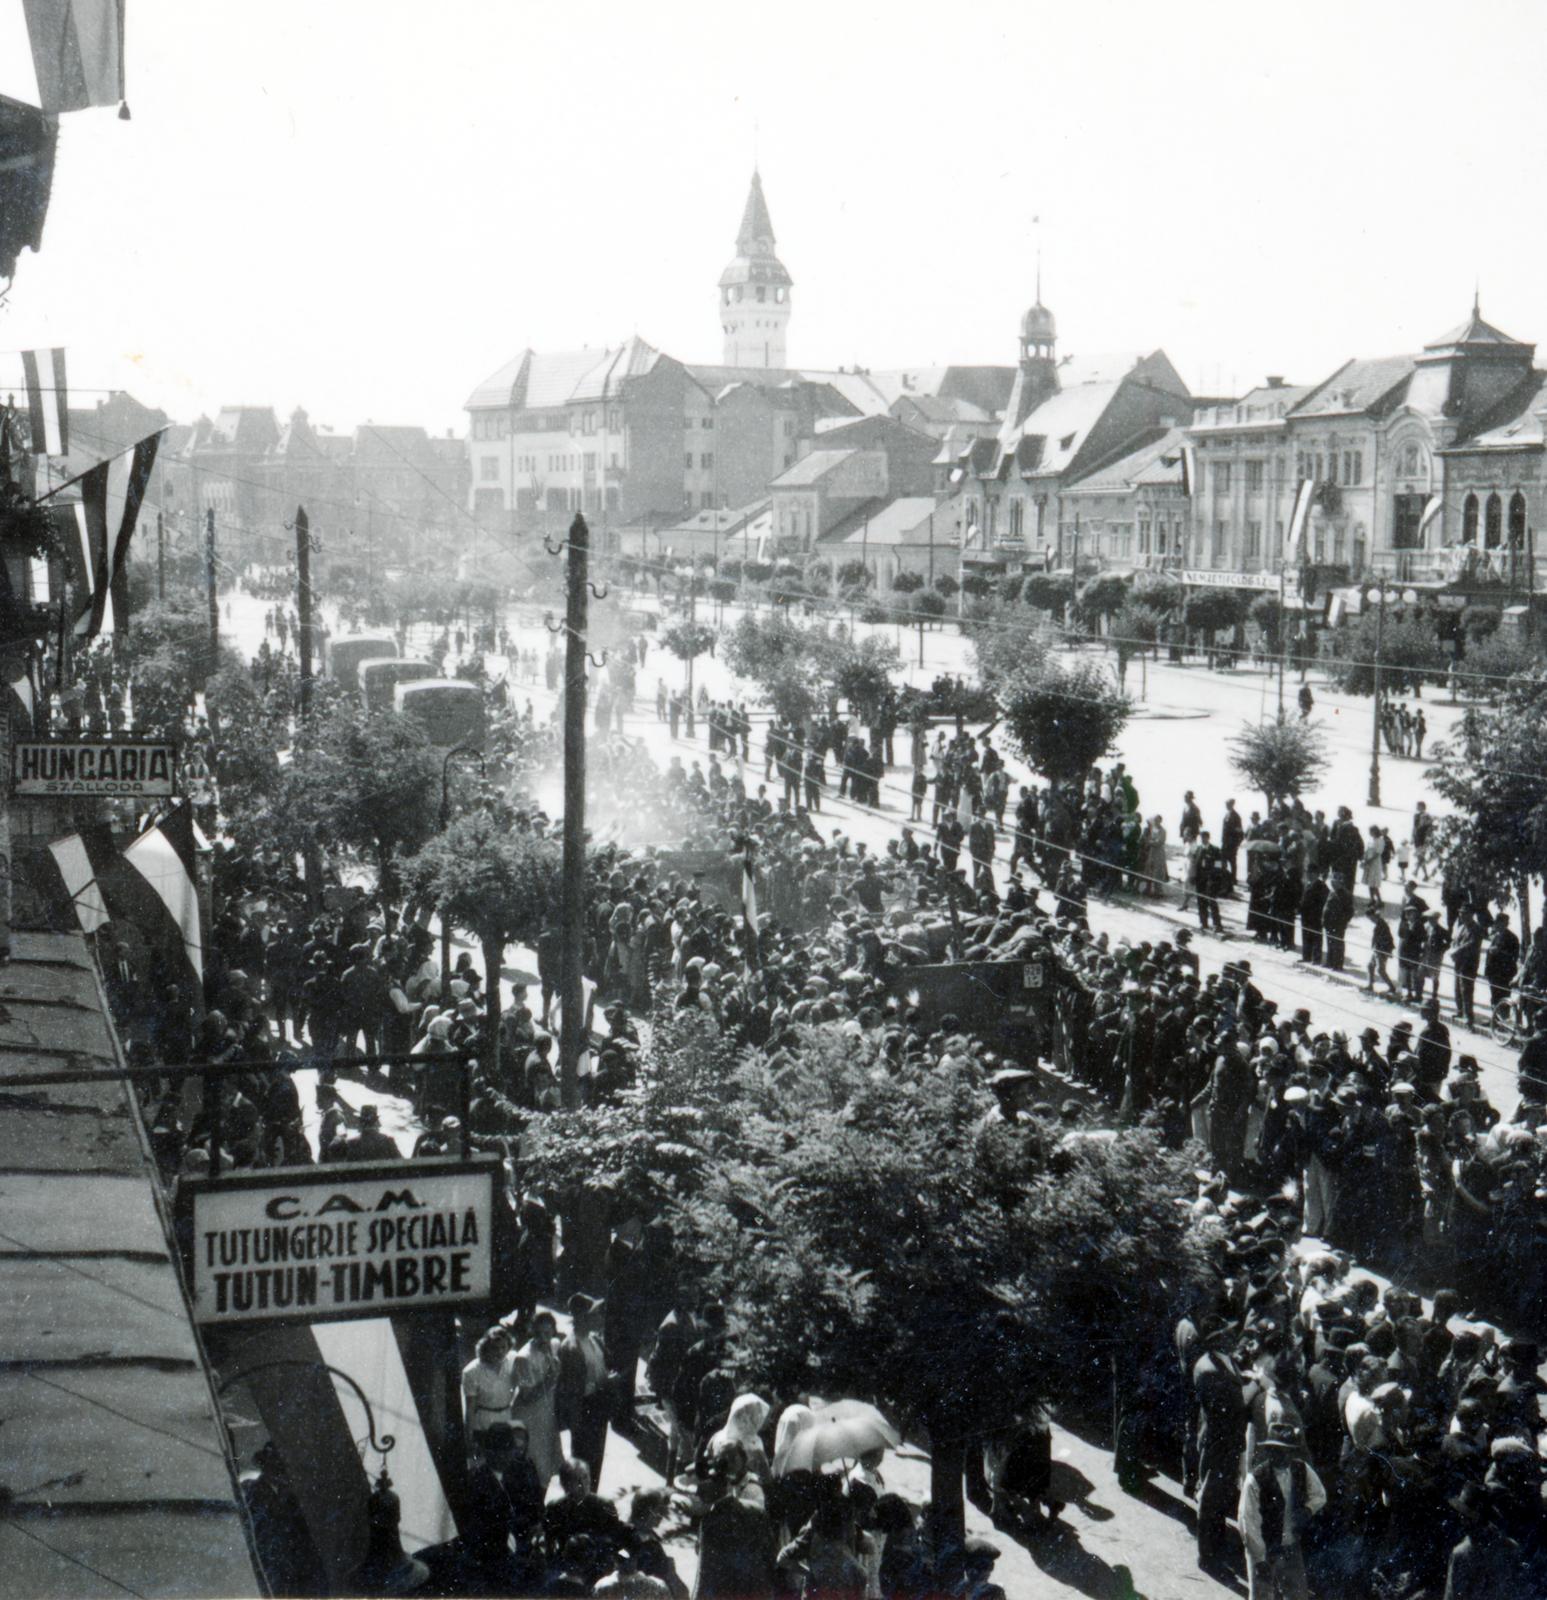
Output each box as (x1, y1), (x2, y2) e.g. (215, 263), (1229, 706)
(702, 416), (714, 429)
(1214, 463), (1232, 495)
(480, 457), (499, 482)
(1349, 451), (1363, 485)
(775, 287), (785, 303)
(1245, 460), (1265, 492)
(583, 452), (596, 472)
(1211, 520), (1225, 564)
(609, 453), (619, 469)
(756, 286), (766, 302)
(685, 452), (694, 471)
(1486, 492), (1503, 549)
(1010, 500), (1025, 538)
(701, 452), (713, 470)
(607, 408), (621, 431)
(1059, 432), (1076, 451)
(1463, 493), (1479, 545)
(1510, 490), (1527, 547)
(783, 418), (795, 437)
(1138, 517), (1150, 552)
(1245, 520), (1262, 558)
(1333, 526), (1346, 563)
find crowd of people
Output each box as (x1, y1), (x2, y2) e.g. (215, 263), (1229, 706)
(86, 582), (1547, 1599)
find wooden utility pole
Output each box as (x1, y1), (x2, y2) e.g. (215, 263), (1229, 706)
(295, 507), (314, 719)
(204, 506), (218, 675)
(559, 512), (590, 1109)
(156, 511), (166, 602)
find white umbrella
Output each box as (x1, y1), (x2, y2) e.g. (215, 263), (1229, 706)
(773, 1400), (900, 1475)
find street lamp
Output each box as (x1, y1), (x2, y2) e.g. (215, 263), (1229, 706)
(439, 742), (486, 986)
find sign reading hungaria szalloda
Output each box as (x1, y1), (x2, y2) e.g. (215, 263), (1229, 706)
(184, 1160), (496, 1326)
(13, 738), (176, 796)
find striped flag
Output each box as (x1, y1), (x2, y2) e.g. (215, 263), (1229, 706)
(61, 430), (162, 637)
(21, 347), (68, 456)
(47, 824), (115, 934)
(123, 804), (202, 984)
(1180, 444), (1198, 498)
(1286, 479), (1316, 561)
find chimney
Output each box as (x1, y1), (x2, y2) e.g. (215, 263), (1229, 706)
(1265, 375), (1285, 389)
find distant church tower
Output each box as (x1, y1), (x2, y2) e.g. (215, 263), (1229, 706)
(1018, 265), (1059, 414)
(719, 170), (792, 369)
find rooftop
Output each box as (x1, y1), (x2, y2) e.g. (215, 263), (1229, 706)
(770, 447), (859, 488)
(1291, 355), (1418, 418)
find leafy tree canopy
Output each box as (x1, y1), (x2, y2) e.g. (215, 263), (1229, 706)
(1000, 658), (1129, 785)
(1228, 715), (1331, 810)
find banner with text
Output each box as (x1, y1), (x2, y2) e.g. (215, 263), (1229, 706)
(186, 1160), (496, 1327)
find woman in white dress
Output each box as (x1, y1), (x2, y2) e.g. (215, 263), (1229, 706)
(510, 1308), (562, 1491)
(460, 1327), (515, 1453)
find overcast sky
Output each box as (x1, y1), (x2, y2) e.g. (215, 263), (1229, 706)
(2, 0), (1544, 437)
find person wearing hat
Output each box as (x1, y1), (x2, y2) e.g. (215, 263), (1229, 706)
(1237, 1419), (1326, 1600)
(557, 1293), (613, 1484)
(1192, 1318), (1250, 1574)
(339, 1100), (399, 1162)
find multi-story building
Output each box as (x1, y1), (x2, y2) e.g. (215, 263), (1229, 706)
(1057, 425), (1192, 571)
(1182, 302), (1542, 592)
(1183, 379), (1310, 575)
(465, 174), (1016, 541)
(770, 449), (888, 553)
(967, 284), (1192, 566)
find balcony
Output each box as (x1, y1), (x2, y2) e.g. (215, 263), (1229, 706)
(1361, 546), (1541, 591)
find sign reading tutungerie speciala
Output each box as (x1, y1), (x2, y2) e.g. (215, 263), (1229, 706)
(185, 1160), (496, 1326)
(13, 738), (176, 796)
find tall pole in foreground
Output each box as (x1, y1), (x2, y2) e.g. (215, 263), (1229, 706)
(559, 512), (590, 1110)
(1368, 585), (1385, 807)
(1276, 562), (1286, 718)
(295, 507), (314, 720)
(157, 511), (166, 602)
(205, 507), (219, 677)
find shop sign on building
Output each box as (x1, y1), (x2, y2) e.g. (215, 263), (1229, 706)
(12, 738), (176, 796)
(1181, 568), (1297, 594)
(183, 1159), (498, 1327)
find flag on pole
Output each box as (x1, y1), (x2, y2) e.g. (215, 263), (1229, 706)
(122, 804), (202, 983)
(46, 824), (115, 934)
(21, 347), (68, 456)
(1180, 444), (1198, 498)
(22, 0), (125, 113)
(740, 854), (761, 968)
(1286, 479), (1316, 561)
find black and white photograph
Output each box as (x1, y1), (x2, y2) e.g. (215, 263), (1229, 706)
(3, 3), (1547, 1596)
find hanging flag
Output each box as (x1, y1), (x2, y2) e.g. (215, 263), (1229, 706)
(107, 430), (160, 634)
(22, 0), (125, 114)
(1418, 495), (1442, 543)
(21, 347), (68, 455)
(46, 824), (115, 934)
(1286, 479), (1316, 561)
(122, 803), (202, 983)
(4, 654), (40, 735)
(1180, 444), (1198, 498)
(740, 854), (761, 969)
(62, 430), (162, 637)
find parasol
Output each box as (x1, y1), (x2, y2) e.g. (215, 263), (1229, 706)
(773, 1399), (901, 1475)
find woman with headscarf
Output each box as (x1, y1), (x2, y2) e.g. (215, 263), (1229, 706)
(706, 1393), (772, 1488)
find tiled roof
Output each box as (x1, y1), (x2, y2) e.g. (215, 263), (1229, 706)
(1450, 371), (1547, 450)
(465, 338), (662, 411)
(1067, 425), (1186, 493)
(1000, 380), (1123, 476)
(1426, 303), (1532, 351)
(894, 393), (994, 424)
(820, 495), (941, 546)
(1291, 355), (1416, 417)
(771, 448), (857, 487)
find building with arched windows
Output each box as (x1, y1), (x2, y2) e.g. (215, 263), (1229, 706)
(1181, 299), (1546, 594)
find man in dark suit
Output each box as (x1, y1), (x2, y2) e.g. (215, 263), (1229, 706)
(1221, 800), (1245, 891)
(1322, 874), (1355, 972)
(556, 1293), (613, 1483)
(1299, 870), (1328, 966)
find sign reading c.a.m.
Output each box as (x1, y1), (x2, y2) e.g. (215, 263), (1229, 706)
(183, 1159), (497, 1327)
